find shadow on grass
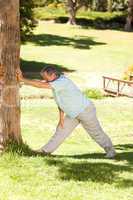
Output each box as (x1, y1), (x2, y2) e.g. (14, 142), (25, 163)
(5, 141), (38, 157)
(6, 142), (133, 165)
(29, 34), (106, 49)
(55, 152), (133, 165)
(5, 142), (133, 187)
(43, 144), (133, 187)
(21, 59), (75, 79)
(43, 156), (133, 187)
(114, 144), (133, 164)
(53, 144), (133, 164)
(115, 144), (133, 151)
(6, 141), (133, 158)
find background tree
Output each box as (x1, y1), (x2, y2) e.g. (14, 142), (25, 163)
(94, 0), (107, 11)
(0, 0), (22, 151)
(20, 0), (37, 41)
(125, 0), (133, 31)
(66, 0), (90, 25)
(107, 0), (113, 12)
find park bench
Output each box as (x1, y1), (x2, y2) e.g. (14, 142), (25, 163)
(103, 76), (133, 97)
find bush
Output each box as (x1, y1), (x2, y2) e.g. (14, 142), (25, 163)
(33, 0), (64, 7)
(34, 6), (125, 29)
(34, 6), (66, 20)
(83, 88), (104, 99)
(33, 0), (46, 7)
(20, 0), (37, 41)
(123, 65), (133, 80)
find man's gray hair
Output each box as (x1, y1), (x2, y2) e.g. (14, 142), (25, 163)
(40, 66), (63, 77)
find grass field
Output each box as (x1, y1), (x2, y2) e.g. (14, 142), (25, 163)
(21, 21), (133, 98)
(0, 22), (133, 200)
(0, 97), (133, 200)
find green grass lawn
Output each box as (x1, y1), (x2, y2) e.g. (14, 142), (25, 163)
(0, 97), (133, 200)
(0, 22), (133, 200)
(21, 21), (133, 98)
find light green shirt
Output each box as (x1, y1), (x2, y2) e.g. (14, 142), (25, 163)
(49, 75), (91, 118)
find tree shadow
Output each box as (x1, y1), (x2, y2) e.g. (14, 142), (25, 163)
(4, 141), (37, 157)
(29, 34), (106, 49)
(43, 157), (133, 187)
(42, 144), (133, 186)
(6, 142), (133, 187)
(20, 59), (75, 79)
(52, 152), (105, 159)
(115, 144), (133, 151)
(53, 144), (133, 165)
(114, 144), (133, 164)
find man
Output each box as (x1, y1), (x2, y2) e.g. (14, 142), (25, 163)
(17, 66), (116, 158)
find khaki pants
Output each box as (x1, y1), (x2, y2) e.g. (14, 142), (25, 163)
(42, 102), (113, 153)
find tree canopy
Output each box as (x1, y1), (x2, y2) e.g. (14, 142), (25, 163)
(20, 0), (37, 41)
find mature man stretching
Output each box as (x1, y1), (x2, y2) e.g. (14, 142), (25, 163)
(17, 67), (116, 158)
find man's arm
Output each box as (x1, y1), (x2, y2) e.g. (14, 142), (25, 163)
(22, 78), (52, 89)
(58, 107), (65, 129)
(16, 69), (52, 89)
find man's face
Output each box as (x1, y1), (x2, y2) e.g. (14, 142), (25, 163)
(41, 71), (57, 82)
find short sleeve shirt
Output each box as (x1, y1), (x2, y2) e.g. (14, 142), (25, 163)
(49, 75), (91, 118)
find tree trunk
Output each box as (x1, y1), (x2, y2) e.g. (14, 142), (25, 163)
(125, 0), (133, 31)
(107, 0), (113, 12)
(0, 0), (22, 151)
(67, 0), (77, 25)
(95, 0), (107, 11)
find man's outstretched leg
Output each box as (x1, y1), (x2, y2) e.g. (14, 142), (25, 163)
(40, 116), (79, 154)
(77, 104), (116, 158)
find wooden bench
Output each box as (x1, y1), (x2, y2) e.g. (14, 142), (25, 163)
(103, 76), (133, 97)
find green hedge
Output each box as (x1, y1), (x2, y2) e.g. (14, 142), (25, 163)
(83, 88), (104, 99)
(34, 7), (126, 29)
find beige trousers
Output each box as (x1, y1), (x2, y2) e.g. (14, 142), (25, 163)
(42, 103), (113, 153)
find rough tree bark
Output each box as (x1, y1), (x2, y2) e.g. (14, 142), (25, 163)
(66, 0), (89, 25)
(107, 0), (113, 12)
(95, 0), (107, 11)
(67, 0), (77, 25)
(0, 0), (22, 151)
(125, 0), (133, 31)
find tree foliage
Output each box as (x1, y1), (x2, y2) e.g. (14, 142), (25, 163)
(33, 0), (128, 25)
(20, 0), (37, 41)
(33, 0), (63, 7)
(20, 0), (130, 38)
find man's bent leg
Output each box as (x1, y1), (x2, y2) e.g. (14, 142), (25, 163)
(41, 116), (79, 153)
